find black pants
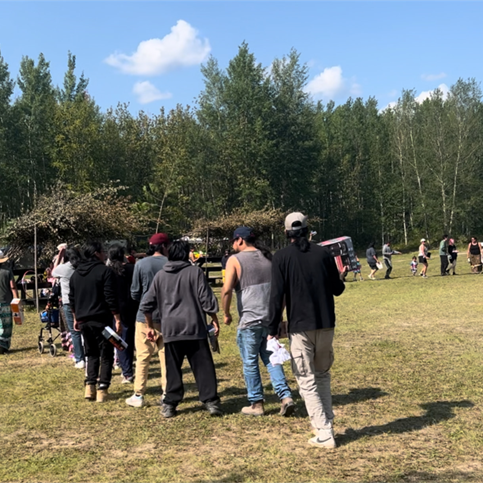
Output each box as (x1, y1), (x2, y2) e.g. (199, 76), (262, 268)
(81, 319), (114, 388)
(384, 259), (393, 278)
(440, 255), (449, 275)
(164, 338), (218, 407)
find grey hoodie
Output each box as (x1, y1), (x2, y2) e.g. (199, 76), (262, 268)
(139, 261), (219, 343)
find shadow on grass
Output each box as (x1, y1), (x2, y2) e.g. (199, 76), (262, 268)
(333, 387), (388, 406)
(191, 470), (275, 483)
(338, 400), (474, 446)
(400, 469), (482, 482)
(214, 386), (389, 416)
(192, 467), (482, 483)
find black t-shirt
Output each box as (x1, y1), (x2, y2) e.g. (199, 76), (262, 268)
(448, 244), (458, 261)
(0, 266), (14, 304)
(269, 243), (345, 336)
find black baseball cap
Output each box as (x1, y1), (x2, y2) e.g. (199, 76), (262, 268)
(231, 226), (254, 242)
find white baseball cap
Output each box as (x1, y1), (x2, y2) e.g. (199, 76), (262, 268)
(285, 212), (307, 231)
(420, 238), (426, 242)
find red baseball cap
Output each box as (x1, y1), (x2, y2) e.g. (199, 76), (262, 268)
(149, 233), (169, 245)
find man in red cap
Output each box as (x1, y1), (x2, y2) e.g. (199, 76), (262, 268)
(126, 232), (170, 408)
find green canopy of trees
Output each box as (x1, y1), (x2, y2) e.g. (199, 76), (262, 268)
(1, 45), (483, 250)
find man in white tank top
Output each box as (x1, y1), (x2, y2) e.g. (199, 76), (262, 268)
(221, 226), (294, 417)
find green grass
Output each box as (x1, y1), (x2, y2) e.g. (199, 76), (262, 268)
(1, 256), (483, 482)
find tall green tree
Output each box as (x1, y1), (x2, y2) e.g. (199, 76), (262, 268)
(13, 53), (57, 207)
(0, 50), (15, 224)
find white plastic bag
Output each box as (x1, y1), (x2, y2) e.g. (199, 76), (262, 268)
(266, 338), (291, 366)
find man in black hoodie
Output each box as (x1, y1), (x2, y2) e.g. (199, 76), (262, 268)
(69, 241), (120, 403)
(140, 240), (222, 418)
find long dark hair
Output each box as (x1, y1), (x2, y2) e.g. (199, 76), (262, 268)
(244, 234), (272, 261)
(65, 246), (81, 269)
(287, 226), (311, 253)
(82, 241), (103, 262)
(108, 244), (125, 276)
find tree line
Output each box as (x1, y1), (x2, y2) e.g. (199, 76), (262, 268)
(1, 43), (482, 249)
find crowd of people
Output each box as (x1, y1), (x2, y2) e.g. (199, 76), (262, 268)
(0, 212), (344, 449)
(364, 235), (483, 280)
(4, 220), (483, 448)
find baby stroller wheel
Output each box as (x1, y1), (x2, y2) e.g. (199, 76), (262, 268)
(38, 341), (45, 354)
(49, 344), (57, 357)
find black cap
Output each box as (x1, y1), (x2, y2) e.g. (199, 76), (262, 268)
(231, 226), (254, 241)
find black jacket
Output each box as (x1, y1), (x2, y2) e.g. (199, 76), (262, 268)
(269, 243), (345, 336)
(112, 263), (139, 325)
(140, 261), (218, 343)
(69, 259), (119, 322)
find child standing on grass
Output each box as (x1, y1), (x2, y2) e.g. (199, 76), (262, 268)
(410, 256), (418, 276)
(353, 257), (363, 281)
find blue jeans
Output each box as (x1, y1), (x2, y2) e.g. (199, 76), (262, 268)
(62, 304), (84, 363)
(237, 325), (292, 404)
(117, 319), (135, 379)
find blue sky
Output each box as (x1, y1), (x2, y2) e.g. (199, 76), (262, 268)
(1, 2), (482, 114)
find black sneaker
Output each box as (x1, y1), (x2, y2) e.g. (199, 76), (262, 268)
(161, 403), (177, 418)
(204, 401), (223, 417)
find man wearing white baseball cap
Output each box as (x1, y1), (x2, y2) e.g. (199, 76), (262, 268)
(0, 250), (19, 354)
(268, 212), (345, 448)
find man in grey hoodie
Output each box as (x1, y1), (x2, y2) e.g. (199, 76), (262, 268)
(140, 240), (222, 418)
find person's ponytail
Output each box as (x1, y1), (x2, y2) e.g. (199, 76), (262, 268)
(254, 240), (273, 261)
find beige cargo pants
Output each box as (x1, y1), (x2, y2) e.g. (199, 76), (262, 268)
(290, 328), (334, 431)
(133, 321), (167, 396)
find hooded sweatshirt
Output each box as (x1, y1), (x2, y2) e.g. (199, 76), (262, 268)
(139, 261), (218, 343)
(69, 259), (119, 322)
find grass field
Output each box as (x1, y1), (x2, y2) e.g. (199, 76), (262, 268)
(1, 255), (483, 482)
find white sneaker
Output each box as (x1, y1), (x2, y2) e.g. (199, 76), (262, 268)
(309, 429), (336, 449)
(74, 360), (85, 369)
(121, 376), (134, 384)
(126, 394), (144, 408)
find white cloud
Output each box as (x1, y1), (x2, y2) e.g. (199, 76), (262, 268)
(379, 101), (398, 113)
(415, 83), (450, 103)
(421, 72), (447, 81)
(350, 82), (362, 96)
(305, 66), (360, 99)
(133, 81), (172, 104)
(105, 20), (211, 76)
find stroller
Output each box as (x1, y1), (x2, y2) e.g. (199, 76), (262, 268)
(38, 288), (62, 357)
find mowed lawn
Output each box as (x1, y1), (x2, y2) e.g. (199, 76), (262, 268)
(1, 255), (483, 483)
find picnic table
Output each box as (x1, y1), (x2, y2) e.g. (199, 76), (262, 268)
(13, 268), (52, 306)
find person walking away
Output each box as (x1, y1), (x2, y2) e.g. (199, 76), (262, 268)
(53, 246), (85, 367)
(126, 233), (169, 408)
(467, 237), (482, 274)
(69, 242), (121, 402)
(221, 227), (294, 417)
(410, 256), (418, 276)
(439, 235), (449, 276)
(382, 242), (401, 279)
(418, 239), (429, 278)
(366, 242), (379, 280)
(140, 240), (222, 418)
(108, 245), (139, 384)
(447, 239), (458, 275)
(269, 213), (345, 449)
(0, 250), (18, 354)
